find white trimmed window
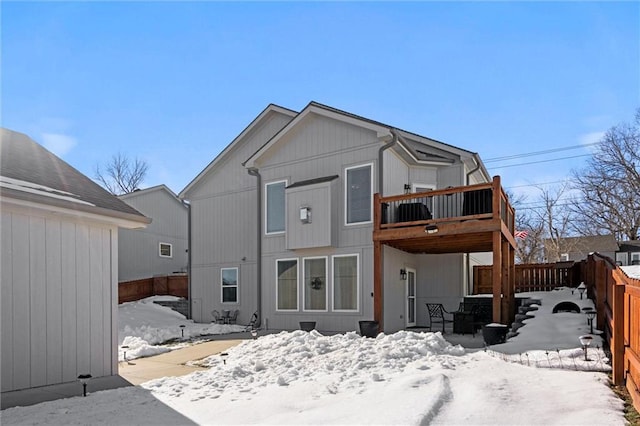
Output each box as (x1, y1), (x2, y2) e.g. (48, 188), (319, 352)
(276, 259), (298, 311)
(221, 268), (238, 303)
(560, 253), (569, 261)
(332, 254), (359, 312)
(159, 243), (172, 258)
(303, 257), (328, 311)
(266, 180), (287, 234)
(345, 163), (373, 225)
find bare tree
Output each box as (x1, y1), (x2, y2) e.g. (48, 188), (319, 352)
(508, 191), (545, 263)
(571, 109), (640, 240)
(95, 153), (148, 195)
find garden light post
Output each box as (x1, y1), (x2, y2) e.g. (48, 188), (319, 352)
(221, 352), (228, 365)
(180, 324), (186, 338)
(579, 335), (593, 362)
(78, 374), (92, 397)
(586, 310), (596, 334)
(251, 329), (258, 339)
(577, 282), (586, 300)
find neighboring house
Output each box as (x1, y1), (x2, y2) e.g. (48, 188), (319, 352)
(0, 129), (149, 393)
(616, 240), (640, 266)
(544, 235), (619, 262)
(180, 102), (514, 333)
(118, 185), (188, 282)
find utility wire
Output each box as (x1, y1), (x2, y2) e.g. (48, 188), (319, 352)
(484, 142), (598, 163)
(505, 180), (571, 189)
(487, 154), (592, 170)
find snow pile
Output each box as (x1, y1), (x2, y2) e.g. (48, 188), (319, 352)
(117, 296), (246, 361)
(621, 264), (640, 279)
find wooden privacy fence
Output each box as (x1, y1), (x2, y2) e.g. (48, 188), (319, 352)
(583, 253), (640, 413)
(118, 274), (188, 304)
(473, 262), (578, 294)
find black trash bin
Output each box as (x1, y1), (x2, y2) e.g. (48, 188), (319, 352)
(482, 323), (508, 345)
(299, 321), (316, 332)
(359, 320), (379, 338)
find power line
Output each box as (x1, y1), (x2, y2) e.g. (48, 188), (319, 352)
(487, 154), (592, 170)
(484, 142), (598, 163)
(505, 180), (571, 189)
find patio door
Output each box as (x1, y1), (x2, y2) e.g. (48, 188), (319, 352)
(406, 268), (417, 327)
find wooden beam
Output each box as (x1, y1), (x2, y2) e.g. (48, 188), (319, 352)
(492, 231), (502, 323)
(373, 241), (383, 331)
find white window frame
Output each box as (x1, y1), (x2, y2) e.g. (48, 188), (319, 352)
(344, 163), (373, 226)
(331, 254), (360, 312)
(265, 180), (287, 235)
(276, 258), (299, 312)
(159, 242), (172, 258)
(302, 256), (329, 312)
(632, 253), (640, 262)
(560, 253), (570, 261)
(220, 267), (239, 304)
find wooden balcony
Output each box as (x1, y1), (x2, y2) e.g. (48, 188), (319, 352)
(372, 176), (517, 327)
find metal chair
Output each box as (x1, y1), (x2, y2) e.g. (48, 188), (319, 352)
(211, 310), (224, 324)
(245, 311), (259, 331)
(470, 304), (493, 336)
(227, 309), (239, 324)
(425, 303), (454, 333)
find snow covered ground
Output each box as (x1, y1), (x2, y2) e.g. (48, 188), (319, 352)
(2, 291), (627, 425)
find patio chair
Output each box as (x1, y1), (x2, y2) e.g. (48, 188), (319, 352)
(244, 311), (259, 331)
(211, 310), (224, 324)
(227, 309), (239, 324)
(470, 304), (493, 336)
(425, 303), (454, 333)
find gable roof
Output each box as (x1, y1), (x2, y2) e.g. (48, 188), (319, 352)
(1, 128), (150, 226)
(179, 104), (297, 198)
(120, 184), (187, 210)
(548, 235), (619, 254)
(243, 101), (489, 178)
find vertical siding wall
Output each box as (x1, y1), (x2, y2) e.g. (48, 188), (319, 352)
(118, 189), (188, 282)
(1, 208), (116, 392)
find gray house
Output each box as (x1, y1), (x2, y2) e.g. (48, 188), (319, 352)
(0, 129), (149, 392)
(616, 240), (640, 266)
(118, 185), (188, 282)
(180, 102), (497, 333)
(544, 235), (619, 263)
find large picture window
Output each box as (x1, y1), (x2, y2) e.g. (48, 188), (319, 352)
(345, 164), (372, 225)
(333, 255), (359, 311)
(303, 257), (327, 311)
(276, 259), (298, 311)
(266, 180), (286, 234)
(221, 268), (238, 303)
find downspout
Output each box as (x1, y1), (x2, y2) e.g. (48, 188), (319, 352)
(183, 199), (192, 319)
(247, 167), (262, 328)
(465, 155), (482, 295)
(375, 129), (398, 329)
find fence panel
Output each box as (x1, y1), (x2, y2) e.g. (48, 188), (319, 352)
(474, 263), (573, 294)
(118, 274), (188, 304)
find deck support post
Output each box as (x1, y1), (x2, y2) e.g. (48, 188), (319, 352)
(373, 240), (383, 331)
(492, 231), (502, 323)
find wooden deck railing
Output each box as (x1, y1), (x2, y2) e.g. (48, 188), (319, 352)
(376, 176), (514, 235)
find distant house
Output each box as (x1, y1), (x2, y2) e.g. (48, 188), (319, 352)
(180, 102), (516, 332)
(616, 240), (640, 266)
(118, 185), (188, 282)
(0, 129), (149, 393)
(544, 235), (619, 262)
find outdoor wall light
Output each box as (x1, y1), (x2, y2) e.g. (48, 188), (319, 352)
(300, 206), (311, 224)
(404, 184), (411, 194)
(78, 374), (92, 397)
(400, 268), (407, 280)
(220, 352), (229, 365)
(586, 310), (596, 334)
(578, 335), (593, 361)
(577, 282), (586, 300)
(424, 224), (438, 234)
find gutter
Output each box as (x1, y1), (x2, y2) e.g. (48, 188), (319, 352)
(247, 167), (262, 328)
(183, 200), (192, 319)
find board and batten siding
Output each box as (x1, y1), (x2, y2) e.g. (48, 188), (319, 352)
(186, 111), (292, 324)
(1, 207), (117, 392)
(119, 188), (188, 281)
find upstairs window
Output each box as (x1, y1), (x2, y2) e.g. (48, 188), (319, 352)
(345, 163), (372, 225)
(159, 243), (172, 258)
(266, 180), (286, 234)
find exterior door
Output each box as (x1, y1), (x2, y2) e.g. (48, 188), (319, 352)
(406, 268), (416, 327)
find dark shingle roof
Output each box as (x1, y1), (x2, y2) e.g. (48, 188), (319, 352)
(1, 128), (149, 223)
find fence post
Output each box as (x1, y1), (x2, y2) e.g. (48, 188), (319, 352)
(595, 260), (607, 332)
(611, 282), (625, 385)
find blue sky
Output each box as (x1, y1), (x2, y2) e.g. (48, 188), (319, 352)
(2, 2), (638, 200)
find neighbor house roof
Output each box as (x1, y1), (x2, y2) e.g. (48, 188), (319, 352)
(120, 184), (187, 209)
(1, 128), (150, 226)
(549, 235), (619, 254)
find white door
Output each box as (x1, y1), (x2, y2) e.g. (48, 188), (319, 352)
(406, 269), (417, 327)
